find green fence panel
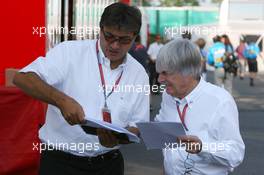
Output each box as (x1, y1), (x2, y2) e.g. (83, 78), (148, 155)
(146, 8), (219, 35)
(159, 10), (187, 35)
(147, 9), (158, 35)
(188, 10), (219, 25)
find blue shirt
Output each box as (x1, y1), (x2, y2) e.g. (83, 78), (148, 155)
(207, 42), (226, 68)
(243, 43), (260, 60)
(225, 45), (233, 54)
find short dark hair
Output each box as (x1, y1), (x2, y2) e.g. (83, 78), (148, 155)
(100, 2), (142, 35)
(213, 35), (221, 43)
(182, 30), (192, 40)
(195, 38), (206, 49)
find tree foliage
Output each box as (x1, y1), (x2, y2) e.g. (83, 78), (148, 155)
(161, 0), (199, 6)
(212, 0), (223, 3)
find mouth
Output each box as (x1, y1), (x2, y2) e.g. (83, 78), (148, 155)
(108, 49), (119, 55)
(165, 84), (173, 92)
(166, 85), (172, 90)
(160, 82), (168, 88)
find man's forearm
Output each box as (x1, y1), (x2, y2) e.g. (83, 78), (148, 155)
(13, 72), (69, 108)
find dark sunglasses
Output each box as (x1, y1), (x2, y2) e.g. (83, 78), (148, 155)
(101, 28), (135, 45)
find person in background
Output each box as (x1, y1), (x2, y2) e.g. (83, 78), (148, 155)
(147, 34), (164, 92)
(182, 30), (192, 40)
(13, 3), (149, 175)
(207, 35), (226, 89)
(243, 41), (260, 86)
(195, 38), (207, 81)
(236, 37), (247, 80)
(129, 35), (150, 72)
(221, 34), (237, 94)
(129, 36), (153, 111)
(155, 39), (244, 175)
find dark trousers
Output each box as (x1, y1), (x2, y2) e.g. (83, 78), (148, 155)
(39, 149), (124, 175)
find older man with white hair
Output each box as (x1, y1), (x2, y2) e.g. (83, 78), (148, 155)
(155, 39), (245, 175)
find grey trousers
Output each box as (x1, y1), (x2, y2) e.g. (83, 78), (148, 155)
(214, 67), (233, 94)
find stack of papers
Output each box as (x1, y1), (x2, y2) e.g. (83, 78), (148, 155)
(136, 122), (186, 150)
(81, 118), (140, 143)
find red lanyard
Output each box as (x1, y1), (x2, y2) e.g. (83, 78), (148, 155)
(176, 103), (189, 131)
(96, 40), (123, 107)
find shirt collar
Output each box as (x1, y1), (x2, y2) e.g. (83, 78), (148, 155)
(97, 40), (127, 70)
(173, 77), (206, 108)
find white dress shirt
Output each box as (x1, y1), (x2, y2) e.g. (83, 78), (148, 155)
(155, 78), (245, 175)
(20, 40), (149, 156)
(147, 42), (163, 61)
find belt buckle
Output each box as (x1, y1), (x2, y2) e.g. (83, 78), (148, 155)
(97, 150), (119, 162)
(112, 152), (119, 159)
(108, 150), (119, 160)
(100, 155), (105, 161)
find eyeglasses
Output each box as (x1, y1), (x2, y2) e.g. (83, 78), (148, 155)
(101, 28), (135, 45)
(183, 153), (195, 175)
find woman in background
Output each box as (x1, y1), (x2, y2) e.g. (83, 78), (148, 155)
(221, 34), (237, 94)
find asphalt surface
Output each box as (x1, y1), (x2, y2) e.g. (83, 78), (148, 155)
(121, 71), (264, 175)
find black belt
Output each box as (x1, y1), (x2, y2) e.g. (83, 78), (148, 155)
(45, 149), (121, 164)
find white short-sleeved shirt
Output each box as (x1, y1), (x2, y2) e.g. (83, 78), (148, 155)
(20, 40), (150, 156)
(155, 79), (245, 175)
(147, 42), (163, 61)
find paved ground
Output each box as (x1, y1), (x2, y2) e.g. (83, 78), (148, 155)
(121, 71), (264, 175)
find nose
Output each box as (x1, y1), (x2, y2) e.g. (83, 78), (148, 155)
(158, 73), (166, 84)
(110, 40), (121, 50)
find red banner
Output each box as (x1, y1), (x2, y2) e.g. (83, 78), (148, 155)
(0, 87), (46, 175)
(120, 0), (131, 5)
(0, 0), (46, 85)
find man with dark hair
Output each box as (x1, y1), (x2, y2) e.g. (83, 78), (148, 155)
(129, 35), (150, 70)
(181, 30), (192, 40)
(213, 35), (221, 43)
(100, 3), (141, 35)
(13, 2), (149, 175)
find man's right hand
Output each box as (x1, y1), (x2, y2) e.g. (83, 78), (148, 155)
(13, 72), (85, 125)
(97, 128), (119, 148)
(57, 97), (85, 125)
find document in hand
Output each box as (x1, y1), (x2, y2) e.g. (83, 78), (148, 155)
(81, 118), (140, 143)
(136, 122), (186, 150)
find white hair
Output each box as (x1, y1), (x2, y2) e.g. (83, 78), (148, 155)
(156, 38), (202, 79)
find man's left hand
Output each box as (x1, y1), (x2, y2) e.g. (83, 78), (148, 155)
(97, 127), (139, 148)
(126, 126), (140, 136)
(117, 126), (140, 144)
(97, 128), (119, 148)
(177, 135), (202, 154)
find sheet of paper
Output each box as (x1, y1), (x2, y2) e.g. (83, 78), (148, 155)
(136, 122), (186, 150)
(81, 118), (140, 143)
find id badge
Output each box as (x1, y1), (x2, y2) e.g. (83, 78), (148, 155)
(102, 107), (111, 123)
